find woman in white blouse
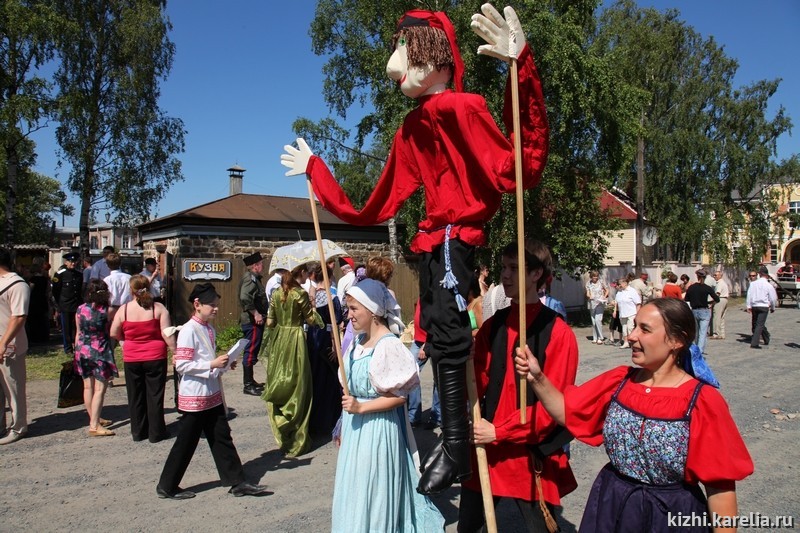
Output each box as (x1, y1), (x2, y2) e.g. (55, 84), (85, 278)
(330, 279), (443, 532)
(585, 271), (609, 344)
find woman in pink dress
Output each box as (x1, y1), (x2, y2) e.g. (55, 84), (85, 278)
(74, 279), (118, 436)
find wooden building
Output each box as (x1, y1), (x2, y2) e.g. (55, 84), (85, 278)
(137, 191), (398, 326)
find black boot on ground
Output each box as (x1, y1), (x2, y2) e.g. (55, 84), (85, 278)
(242, 365), (263, 395)
(417, 362), (472, 495)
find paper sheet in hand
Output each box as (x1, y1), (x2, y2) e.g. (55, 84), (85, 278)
(226, 338), (250, 369)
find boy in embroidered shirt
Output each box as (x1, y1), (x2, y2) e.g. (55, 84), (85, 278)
(156, 283), (270, 500)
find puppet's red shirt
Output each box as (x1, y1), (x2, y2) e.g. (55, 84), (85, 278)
(462, 302), (579, 505)
(307, 45), (548, 253)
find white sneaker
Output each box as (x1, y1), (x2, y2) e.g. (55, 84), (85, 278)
(0, 429), (24, 445)
(620, 343), (630, 349)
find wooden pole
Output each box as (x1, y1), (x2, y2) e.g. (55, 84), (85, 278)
(466, 358), (497, 533)
(511, 58), (527, 424)
(307, 179), (349, 396)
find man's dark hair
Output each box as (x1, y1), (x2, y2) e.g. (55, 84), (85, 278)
(501, 239), (553, 290)
(0, 248), (12, 270)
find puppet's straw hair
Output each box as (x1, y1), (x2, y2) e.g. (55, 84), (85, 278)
(393, 26), (453, 73)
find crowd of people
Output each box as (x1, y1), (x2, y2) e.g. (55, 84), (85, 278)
(0, 237), (764, 530)
(0, 1), (766, 529)
(582, 266), (775, 356)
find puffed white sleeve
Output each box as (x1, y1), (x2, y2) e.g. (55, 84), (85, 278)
(368, 337), (419, 398)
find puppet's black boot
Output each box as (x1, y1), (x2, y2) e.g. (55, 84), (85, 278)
(417, 363), (471, 495)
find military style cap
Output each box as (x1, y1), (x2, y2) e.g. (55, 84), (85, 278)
(243, 252), (263, 266)
(63, 252), (80, 262)
(188, 283), (220, 304)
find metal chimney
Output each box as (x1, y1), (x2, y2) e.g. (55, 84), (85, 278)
(228, 165), (246, 195)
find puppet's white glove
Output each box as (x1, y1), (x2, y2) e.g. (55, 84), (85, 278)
(281, 138), (313, 177)
(471, 3), (526, 61)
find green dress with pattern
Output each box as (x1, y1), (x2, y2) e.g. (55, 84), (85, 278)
(262, 287), (322, 456)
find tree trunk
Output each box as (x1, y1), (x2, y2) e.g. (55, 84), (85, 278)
(5, 142), (18, 248)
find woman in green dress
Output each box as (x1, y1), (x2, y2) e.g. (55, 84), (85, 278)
(263, 264), (322, 456)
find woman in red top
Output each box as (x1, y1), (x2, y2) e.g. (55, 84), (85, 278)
(516, 298), (753, 532)
(661, 272), (683, 299)
(111, 274), (176, 442)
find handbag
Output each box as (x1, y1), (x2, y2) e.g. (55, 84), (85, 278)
(57, 361), (84, 408)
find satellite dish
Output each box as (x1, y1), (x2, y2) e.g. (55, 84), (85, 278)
(642, 226), (659, 247)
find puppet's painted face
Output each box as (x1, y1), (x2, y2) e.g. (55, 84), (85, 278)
(386, 35), (450, 99)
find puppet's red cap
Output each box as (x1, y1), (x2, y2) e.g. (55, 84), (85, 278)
(397, 10), (464, 92)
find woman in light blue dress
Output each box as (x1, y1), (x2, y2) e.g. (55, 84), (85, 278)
(331, 279), (444, 533)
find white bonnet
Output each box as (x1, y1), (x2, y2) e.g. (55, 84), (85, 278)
(346, 278), (404, 335)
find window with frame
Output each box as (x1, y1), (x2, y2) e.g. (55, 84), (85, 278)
(770, 243), (779, 263)
(789, 201), (800, 228)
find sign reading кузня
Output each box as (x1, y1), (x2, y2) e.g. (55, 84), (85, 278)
(182, 259), (232, 281)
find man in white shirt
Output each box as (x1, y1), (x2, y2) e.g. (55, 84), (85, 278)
(264, 269), (284, 304)
(140, 257), (163, 303)
(336, 257), (356, 305)
(711, 270), (730, 339)
(0, 247), (30, 445)
(746, 265), (778, 349)
(103, 253), (132, 323)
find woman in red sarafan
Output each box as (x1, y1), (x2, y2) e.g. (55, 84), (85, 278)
(516, 298), (753, 532)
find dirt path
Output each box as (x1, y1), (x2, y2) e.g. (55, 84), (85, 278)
(1, 303), (798, 531)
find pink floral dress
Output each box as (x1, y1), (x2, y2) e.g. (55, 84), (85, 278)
(74, 303), (119, 381)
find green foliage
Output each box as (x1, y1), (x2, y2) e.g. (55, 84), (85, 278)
(51, 0), (186, 256)
(215, 322), (243, 353)
(0, 0), (59, 246)
(0, 136), (73, 244)
(596, 0), (795, 266)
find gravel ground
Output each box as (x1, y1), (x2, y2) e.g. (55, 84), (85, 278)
(1, 301), (798, 532)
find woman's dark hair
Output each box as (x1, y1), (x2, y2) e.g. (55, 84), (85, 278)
(500, 239), (552, 290)
(310, 262), (323, 280)
(468, 271), (481, 300)
(85, 279), (110, 307)
(646, 298), (696, 353)
(280, 264), (304, 301)
(680, 273), (690, 283)
(130, 274), (154, 309)
(667, 272), (678, 283)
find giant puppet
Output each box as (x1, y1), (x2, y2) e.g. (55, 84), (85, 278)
(282, 3), (548, 495)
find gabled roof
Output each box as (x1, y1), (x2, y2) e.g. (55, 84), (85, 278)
(139, 193), (373, 232)
(599, 188), (638, 221)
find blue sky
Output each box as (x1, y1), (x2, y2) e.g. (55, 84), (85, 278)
(31, 1), (799, 227)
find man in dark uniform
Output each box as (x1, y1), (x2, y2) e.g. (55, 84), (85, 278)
(52, 252), (83, 354)
(239, 252), (268, 396)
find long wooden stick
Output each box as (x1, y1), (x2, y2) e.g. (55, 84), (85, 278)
(466, 358), (497, 533)
(511, 58), (527, 424)
(307, 179), (349, 396)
